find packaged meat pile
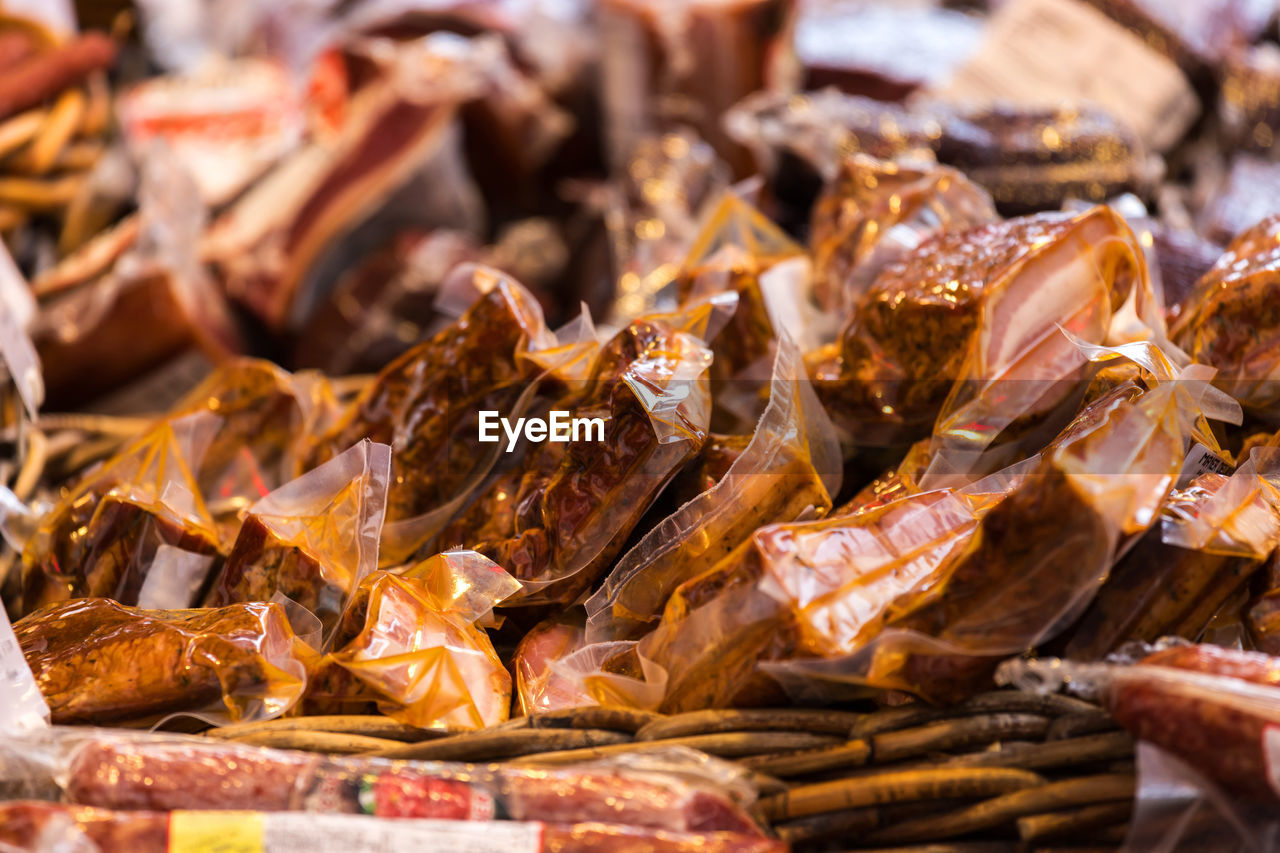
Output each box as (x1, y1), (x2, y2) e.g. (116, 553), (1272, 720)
(3, 0), (1280, 850)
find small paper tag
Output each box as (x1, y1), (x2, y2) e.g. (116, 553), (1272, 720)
(0, 602), (49, 734)
(1177, 443), (1235, 489)
(925, 0), (1199, 152)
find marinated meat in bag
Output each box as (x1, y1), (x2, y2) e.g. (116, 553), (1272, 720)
(633, 486), (1002, 712)
(513, 610), (597, 715)
(809, 155), (995, 315)
(441, 315), (713, 607)
(819, 206), (1156, 449)
(585, 338), (840, 643)
(313, 550), (520, 730)
(20, 412), (221, 615)
(15, 599), (312, 724)
(204, 441), (391, 639)
(1171, 213), (1280, 413)
(167, 359), (339, 531)
(848, 370), (1217, 702)
(1066, 448), (1280, 660)
(305, 268), (555, 561)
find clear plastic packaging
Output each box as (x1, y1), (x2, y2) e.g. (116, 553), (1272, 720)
(0, 728), (768, 839)
(1001, 643), (1280, 807)
(307, 268), (559, 565)
(819, 206), (1163, 461)
(585, 336), (840, 643)
(20, 411), (222, 615)
(1120, 742), (1279, 853)
(203, 440), (391, 645)
(311, 550), (520, 730)
(1171, 212), (1280, 414)
(13, 599), (315, 725)
(513, 610), (597, 715)
(783, 359), (1226, 703)
(808, 154), (996, 316)
(1065, 448), (1280, 660)
(441, 310), (715, 608)
(166, 358), (341, 539)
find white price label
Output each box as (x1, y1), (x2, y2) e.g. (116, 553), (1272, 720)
(1177, 443), (1235, 489)
(261, 815), (543, 853)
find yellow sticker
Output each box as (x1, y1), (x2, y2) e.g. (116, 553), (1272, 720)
(169, 811), (265, 853)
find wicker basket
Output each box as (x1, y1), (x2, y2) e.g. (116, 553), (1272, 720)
(206, 691), (1135, 852)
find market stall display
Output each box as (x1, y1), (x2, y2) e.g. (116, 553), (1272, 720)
(5, 0), (1280, 851)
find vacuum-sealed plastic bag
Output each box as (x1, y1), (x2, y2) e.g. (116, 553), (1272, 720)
(1066, 447), (1280, 660)
(14, 599), (314, 725)
(809, 154), (996, 316)
(676, 197), (801, 412)
(1121, 741), (1278, 853)
(811, 364), (1223, 702)
(313, 550), (519, 730)
(166, 359), (339, 530)
(513, 610), (599, 715)
(204, 440), (391, 643)
(307, 267), (559, 563)
(20, 412), (221, 615)
(585, 336), (839, 643)
(818, 206), (1160, 453)
(441, 313), (714, 608)
(1172, 212), (1280, 414)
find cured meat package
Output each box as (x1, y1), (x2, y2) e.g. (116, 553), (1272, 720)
(0, 729), (777, 849)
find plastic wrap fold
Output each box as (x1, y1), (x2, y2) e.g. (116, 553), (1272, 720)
(308, 550), (519, 730)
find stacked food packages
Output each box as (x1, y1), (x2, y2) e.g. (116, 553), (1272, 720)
(3, 0), (1280, 850)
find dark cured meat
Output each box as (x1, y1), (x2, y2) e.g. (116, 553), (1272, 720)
(307, 276), (545, 529)
(442, 318), (709, 606)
